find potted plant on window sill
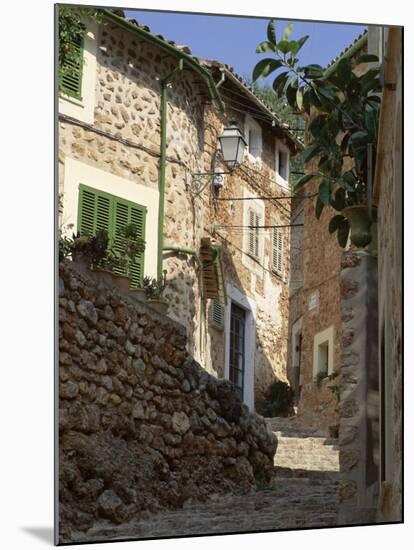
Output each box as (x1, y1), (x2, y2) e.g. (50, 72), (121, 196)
(71, 229), (109, 273)
(143, 271), (169, 314)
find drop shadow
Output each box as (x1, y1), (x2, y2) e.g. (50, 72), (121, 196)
(21, 526), (54, 545)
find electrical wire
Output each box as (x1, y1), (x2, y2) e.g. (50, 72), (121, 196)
(215, 192), (318, 201)
(214, 223), (304, 229)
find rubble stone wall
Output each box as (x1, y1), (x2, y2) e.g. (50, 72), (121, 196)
(58, 261), (276, 543)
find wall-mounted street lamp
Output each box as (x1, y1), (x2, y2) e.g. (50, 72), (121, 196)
(189, 121), (247, 195)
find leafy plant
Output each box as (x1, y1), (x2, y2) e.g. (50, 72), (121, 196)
(111, 223), (146, 278)
(252, 21), (382, 247)
(72, 229), (109, 266)
(142, 271), (168, 300)
(58, 6), (104, 94)
(257, 380), (294, 417)
(315, 370), (327, 388)
(59, 232), (73, 262)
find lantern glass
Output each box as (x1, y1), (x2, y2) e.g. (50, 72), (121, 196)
(218, 124), (247, 169)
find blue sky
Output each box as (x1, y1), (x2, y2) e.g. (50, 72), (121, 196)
(124, 9), (367, 82)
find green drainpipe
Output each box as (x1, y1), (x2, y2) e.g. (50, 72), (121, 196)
(163, 246), (205, 353)
(157, 59), (184, 280)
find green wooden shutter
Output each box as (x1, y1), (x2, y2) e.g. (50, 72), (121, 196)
(112, 198), (146, 288)
(60, 34), (84, 100)
(78, 185), (112, 237)
(77, 185), (146, 288)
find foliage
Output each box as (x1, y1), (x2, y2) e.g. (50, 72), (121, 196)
(112, 223), (146, 277)
(58, 5), (104, 93)
(59, 232), (73, 262)
(142, 271), (168, 299)
(257, 380), (294, 417)
(253, 21), (382, 247)
(72, 229), (109, 266)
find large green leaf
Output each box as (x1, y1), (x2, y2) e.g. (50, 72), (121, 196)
(267, 19), (277, 45)
(318, 179), (331, 205)
(336, 58), (352, 84)
(296, 87), (304, 110)
(302, 64), (324, 78)
(272, 71), (289, 96)
(330, 188), (346, 211)
(252, 58), (282, 81)
(302, 142), (321, 164)
(286, 80), (299, 108)
(282, 23), (293, 40)
(356, 54), (379, 64)
(293, 172), (320, 191)
(337, 218), (350, 248)
(329, 214), (346, 234)
(349, 130), (369, 143)
(315, 196), (324, 219)
(277, 40), (291, 54)
(255, 41), (277, 54)
(290, 35), (309, 55)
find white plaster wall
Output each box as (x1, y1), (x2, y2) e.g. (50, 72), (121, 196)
(61, 157), (159, 278)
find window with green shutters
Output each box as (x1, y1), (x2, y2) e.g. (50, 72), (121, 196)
(59, 34), (84, 100)
(77, 184), (146, 288)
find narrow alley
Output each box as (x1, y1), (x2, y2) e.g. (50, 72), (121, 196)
(72, 417), (340, 542)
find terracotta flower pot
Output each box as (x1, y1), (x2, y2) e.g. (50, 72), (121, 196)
(130, 288), (147, 302)
(147, 299), (169, 315)
(342, 205), (374, 248)
(92, 268), (117, 289)
(112, 273), (132, 292)
(71, 251), (92, 272)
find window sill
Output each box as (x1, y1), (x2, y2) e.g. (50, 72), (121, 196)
(59, 93), (85, 108)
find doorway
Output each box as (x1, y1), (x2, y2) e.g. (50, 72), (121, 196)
(229, 303), (246, 400)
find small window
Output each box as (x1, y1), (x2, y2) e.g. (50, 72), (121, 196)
(59, 33), (84, 100)
(272, 227), (283, 275)
(317, 341), (329, 379)
(278, 151), (289, 180)
(209, 299), (225, 330)
(275, 142), (290, 184)
(245, 116), (262, 159)
(312, 326), (334, 381)
(248, 209), (261, 258)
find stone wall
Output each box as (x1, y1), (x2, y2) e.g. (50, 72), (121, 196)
(336, 250), (379, 524)
(58, 261), (276, 543)
(373, 27), (402, 523)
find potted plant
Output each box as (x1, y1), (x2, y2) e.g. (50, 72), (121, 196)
(143, 271), (169, 314)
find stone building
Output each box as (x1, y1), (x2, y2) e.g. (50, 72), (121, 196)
(372, 26), (402, 523)
(58, 7), (302, 412)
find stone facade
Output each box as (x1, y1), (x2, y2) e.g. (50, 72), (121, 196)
(372, 27), (402, 523)
(58, 261), (276, 543)
(59, 10), (300, 411)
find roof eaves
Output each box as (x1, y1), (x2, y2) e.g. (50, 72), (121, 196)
(324, 30), (368, 77)
(206, 62), (303, 151)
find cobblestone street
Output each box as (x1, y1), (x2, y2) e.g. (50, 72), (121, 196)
(73, 417), (340, 543)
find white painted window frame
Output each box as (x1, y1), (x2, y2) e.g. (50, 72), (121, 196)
(312, 326), (335, 380)
(275, 139), (290, 189)
(244, 115), (263, 164)
(224, 284), (257, 411)
(58, 21), (98, 125)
